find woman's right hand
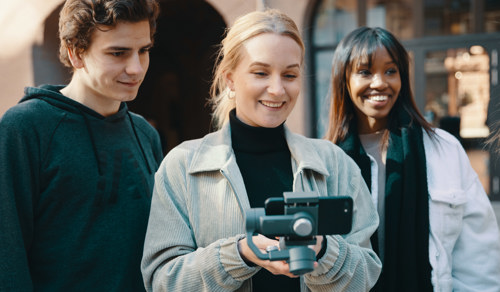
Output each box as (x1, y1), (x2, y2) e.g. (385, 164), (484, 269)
(237, 234), (300, 278)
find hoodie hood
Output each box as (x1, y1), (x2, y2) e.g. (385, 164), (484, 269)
(21, 84), (128, 119)
(22, 84), (153, 175)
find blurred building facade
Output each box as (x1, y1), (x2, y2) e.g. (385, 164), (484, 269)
(0, 0), (499, 199)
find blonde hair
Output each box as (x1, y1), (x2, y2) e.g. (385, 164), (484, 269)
(209, 9), (304, 129)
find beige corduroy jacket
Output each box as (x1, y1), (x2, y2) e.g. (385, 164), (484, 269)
(141, 123), (382, 292)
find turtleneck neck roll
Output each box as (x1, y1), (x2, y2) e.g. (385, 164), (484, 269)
(229, 109), (288, 153)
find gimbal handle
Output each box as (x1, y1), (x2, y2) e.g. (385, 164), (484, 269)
(245, 208), (290, 261)
(245, 208), (317, 275)
(245, 228), (316, 275)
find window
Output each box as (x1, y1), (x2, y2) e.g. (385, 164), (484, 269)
(424, 46), (490, 138)
(311, 0), (358, 136)
(367, 0), (414, 39)
(485, 0), (500, 33)
(313, 0), (358, 47)
(424, 0), (472, 36)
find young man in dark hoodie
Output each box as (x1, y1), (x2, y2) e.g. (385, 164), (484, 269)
(0, 0), (162, 291)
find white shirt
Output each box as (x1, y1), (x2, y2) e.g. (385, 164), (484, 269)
(360, 131), (386, 262)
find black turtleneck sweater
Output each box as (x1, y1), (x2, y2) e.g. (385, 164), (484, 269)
(229, 110), (299, 291)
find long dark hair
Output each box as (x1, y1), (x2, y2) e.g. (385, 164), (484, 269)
(324, 26), (433, 143)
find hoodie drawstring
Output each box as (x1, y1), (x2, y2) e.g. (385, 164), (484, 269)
(127, 112), (153, 174)
(77, 107), (104, 176)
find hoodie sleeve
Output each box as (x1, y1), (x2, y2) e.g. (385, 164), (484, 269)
(0, 104), (43, 291)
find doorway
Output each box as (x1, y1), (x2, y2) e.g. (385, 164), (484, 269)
(35, 0), (226, 156)
(129, 0), (226, 154)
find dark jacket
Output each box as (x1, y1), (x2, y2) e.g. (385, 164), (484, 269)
(0, 85), (163, 291)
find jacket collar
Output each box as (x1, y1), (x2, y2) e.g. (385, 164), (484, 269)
(188, 122), (329, 177)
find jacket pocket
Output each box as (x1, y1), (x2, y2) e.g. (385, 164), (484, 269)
(429, 190), (467, 249)
(428, 190), (467, 291)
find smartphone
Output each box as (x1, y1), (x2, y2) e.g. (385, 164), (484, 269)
(264, 196), (353, 235)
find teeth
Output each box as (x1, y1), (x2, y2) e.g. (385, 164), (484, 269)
(369, 95), (388, 101)
(261, 101), (283, 108)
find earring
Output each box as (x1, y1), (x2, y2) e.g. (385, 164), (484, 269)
(228, 90), (235, 99)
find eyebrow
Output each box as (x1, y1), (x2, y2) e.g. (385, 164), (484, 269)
(250, 61), (300, 69)
(106, 43), (153, 51)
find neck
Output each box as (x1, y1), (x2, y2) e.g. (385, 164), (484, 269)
(61, 78), (121, 117)
(357, 117), (387, 134)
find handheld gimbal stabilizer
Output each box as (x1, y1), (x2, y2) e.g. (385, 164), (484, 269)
(245, 191), (353, 275)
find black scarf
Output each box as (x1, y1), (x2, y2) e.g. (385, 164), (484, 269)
(337, 111), (433, 292)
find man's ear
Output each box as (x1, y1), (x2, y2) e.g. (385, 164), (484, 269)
(67, 48), (84, 69)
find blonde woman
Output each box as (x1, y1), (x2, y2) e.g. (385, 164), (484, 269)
(141, 10), (381, 292)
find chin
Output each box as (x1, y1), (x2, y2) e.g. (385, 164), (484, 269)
(120, 93), (139, 102)
(261, 121), (285, 128)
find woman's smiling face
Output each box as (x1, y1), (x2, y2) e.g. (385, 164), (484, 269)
(348, 46), (401, 133)
(225, 32), (303, 128)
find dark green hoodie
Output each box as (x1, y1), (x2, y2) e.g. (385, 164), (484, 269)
(0, 85), (163, 291)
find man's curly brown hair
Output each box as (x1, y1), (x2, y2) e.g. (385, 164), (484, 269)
(58, 0), (160, 69)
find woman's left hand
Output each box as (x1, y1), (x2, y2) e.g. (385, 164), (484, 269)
(309, 235), (324, 256)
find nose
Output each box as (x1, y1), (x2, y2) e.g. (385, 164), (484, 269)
(126, 53), (147, 76)
(267, 75), (285, 96)
(370, 74), (388, 90)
